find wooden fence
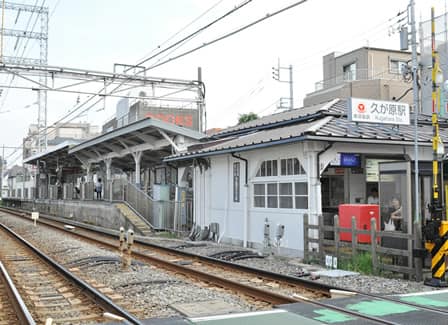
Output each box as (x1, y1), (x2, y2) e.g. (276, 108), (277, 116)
(304, 214), (425, 280)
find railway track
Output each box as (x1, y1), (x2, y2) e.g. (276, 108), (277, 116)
(0, 220), (143, 324)
(1, 206), (445, 325)
(0, 260), (35, 325)
(0, 207), (331, 306)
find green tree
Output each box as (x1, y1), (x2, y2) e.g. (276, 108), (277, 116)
(238, 112), (259, 125)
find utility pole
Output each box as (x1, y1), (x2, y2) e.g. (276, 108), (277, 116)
(197, 67), (207, 133)
(410, 0), (423, 282)
(272, 59), (294, 110)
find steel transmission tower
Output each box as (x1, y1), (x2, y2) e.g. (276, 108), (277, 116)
(0, 1), (48, 151)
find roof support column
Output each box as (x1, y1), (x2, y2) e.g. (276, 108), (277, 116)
(104, 158), (113, 201)
(84, 163), (93, 182)
(105, 158), (112, 181)
(81, 162), (92, 200)
(304, 142), (324, 254)
(132, 151), (142, 188)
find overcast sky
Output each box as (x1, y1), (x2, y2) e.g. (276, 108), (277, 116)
(0, 0), (444, 165)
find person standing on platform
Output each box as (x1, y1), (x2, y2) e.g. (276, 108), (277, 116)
(367, 187), (379, 204)
(95, 178), (103, 200)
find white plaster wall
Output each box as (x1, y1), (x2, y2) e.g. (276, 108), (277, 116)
(192, 139), (428, 256)
(198, 142), (312, 256)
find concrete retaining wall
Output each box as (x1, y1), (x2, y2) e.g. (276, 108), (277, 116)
(18, 199), (135, 232)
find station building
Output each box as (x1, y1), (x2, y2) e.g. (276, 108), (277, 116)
(4, 46), (446, 260)
(165, 98), (447, 256)
(4, 96), (447, 258)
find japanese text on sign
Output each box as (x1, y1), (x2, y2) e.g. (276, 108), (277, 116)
(348, 98), (410, 125)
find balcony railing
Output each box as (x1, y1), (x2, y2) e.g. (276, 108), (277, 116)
(314, 68), (404, 91)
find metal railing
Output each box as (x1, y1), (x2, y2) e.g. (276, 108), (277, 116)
(11, 178), (193, 233)
(314, 68), (404, 91)
(122, 181), (193, 233)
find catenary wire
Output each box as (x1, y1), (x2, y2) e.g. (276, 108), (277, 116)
(33, 0), (253, 142)
(134, 0), (225, 65)
(132, 0), (252, 69)
(33, 1), (300, 144)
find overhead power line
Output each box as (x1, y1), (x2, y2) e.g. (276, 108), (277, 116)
(32, 0), (252, 144)
(132, 0), (253, 70)
(134, 0), (225, 65)
(24, 0), (308, 152)
(145, 0), (310, 72)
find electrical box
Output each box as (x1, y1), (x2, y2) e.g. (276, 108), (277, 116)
(338, 204), (379, 243)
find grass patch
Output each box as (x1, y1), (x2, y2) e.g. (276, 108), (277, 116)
(154, 231), (178, 239)
(339, 252), (373, 275)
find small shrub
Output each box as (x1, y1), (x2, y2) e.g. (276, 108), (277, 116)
(339, 252), (373, 275)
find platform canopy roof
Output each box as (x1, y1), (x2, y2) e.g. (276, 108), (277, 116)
(23, 140), (83, 171)
(68, 117), (204, 170)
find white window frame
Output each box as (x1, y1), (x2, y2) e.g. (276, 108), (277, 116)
(253, 157), (308, 210)
(389, 58), (407, 75)
(252, 180), (308, 210)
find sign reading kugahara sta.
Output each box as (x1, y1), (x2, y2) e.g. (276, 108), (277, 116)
(348, 98), (410, 125)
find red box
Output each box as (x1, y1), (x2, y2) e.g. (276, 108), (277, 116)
(338, 204), (380, 243)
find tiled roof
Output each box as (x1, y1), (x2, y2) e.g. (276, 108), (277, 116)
(210, 99), (342, 138)
(164, 99), (445, 161)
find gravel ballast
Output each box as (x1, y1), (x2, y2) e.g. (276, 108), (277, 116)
(0, 211), (438, 321)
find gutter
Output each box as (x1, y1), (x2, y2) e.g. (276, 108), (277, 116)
(231, 153), (248, 185)
(164, 133), (433, 163)
(164, 135), (307, 162)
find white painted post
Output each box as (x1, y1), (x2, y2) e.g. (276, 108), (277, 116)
(132, 151), (142, 188)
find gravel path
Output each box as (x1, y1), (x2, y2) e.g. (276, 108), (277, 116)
(145, 235), (437, 295)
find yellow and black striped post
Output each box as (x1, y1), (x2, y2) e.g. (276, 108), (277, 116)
(425, 221), (448, 285)
(424, 7), (448, 287)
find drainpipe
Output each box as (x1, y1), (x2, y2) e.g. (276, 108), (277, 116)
(232, 153), (248, 247)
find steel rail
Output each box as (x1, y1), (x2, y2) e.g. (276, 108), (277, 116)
(0, 261), (36, 325)
(0, 207), (334, 293)
(0, 221), (144, 325)
(0, 206), (429, 324)
(0, 208), (400, 324)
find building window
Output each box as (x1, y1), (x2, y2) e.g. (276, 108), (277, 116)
(257, 158), (305, 178)
(256, 160), (278, 177)
(267, 183), (278, 208)
(343, 62), (356, 81)
(295, 182), (308, 209)
(390, 59), (407, 74)
(279, 183), (293, 208)
(254, 157), (307, 209)
(253, 182), (308, 209)
(254, 183), (265, 207)
(280, 158), (305, 176)
(233, 162), (240, 202)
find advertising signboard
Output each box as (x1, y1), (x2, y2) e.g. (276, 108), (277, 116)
(348, 98), (410, 125)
